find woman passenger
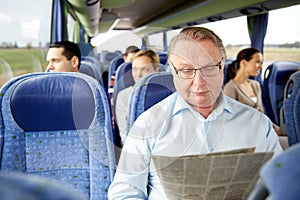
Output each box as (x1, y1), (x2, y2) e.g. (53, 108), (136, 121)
(224, 48), (264, 112)
(224, 47), (281, 135)
(115, 49), (160, 145)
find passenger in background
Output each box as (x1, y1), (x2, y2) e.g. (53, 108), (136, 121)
(224, 48), (281, 135)
(224, 48), (264, 112)
(115, 49), (160, 145)
(108, 27), (282, 200)
(46, 41), (81, 72)
(108, 45), (139, 93)
(123, 45), (140, 62)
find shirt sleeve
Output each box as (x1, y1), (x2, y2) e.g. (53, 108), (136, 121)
(115, 88), (131, 144)
(265, 117), (283, 156)
(108, 121), (152, 199)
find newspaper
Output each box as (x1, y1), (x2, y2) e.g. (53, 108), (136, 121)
(151, 147), (273, 200)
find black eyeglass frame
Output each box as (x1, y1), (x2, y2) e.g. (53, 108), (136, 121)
(171, 58), (223, 79)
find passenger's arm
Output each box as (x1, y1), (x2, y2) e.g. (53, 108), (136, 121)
(108, 125), (151, 199)
(265, 117), (283, 156)
(115, 90), (130, 144)
(224, 81), (238, 100)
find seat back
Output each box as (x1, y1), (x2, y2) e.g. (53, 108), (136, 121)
(127, 72), (176, 130)
(0, 172), (86, 200)
(158, 51), (168, 65)
(259, 143), (300, 199)
(77, 43), (96, 57)
(0, 72), (115, 200)
(262, 61), (300, 125)
(107, 55), (124, 92)
(79, 60), (102, 84)
(112, 62), (134, 113)
(283, 71), (300, 146)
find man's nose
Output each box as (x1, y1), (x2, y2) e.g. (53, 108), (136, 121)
(193, 70), (206, 85)
(46, 63), (54, 71)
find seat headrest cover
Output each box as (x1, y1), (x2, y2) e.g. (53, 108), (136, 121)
(10, 75), (95, 131)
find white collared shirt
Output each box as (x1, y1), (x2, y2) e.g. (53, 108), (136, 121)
(108, 92), (283, 200)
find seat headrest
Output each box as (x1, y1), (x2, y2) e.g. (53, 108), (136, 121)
(144, 73), (175, 110)
(10, 75), (95, 131)
(80, 62), (97, 79)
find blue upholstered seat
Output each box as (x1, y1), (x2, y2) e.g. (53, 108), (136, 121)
(0, 172), (86, 200)
(262, 61), (300, 125)
(158, 51), (168, 65)
(77, 43), (95, 57)
(107, 55), (124, 90)
(112, 62), (134, 114)
(283, 71), (300, 146)
(79, 59), (103, 86)
(0, 72), (115, 200)
(127, 72), (176, 131)
(259, 143), (300, 200)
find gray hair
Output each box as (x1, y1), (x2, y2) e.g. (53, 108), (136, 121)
(168, 27), (227, 63)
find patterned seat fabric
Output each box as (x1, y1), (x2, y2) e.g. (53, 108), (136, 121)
(0, 72), (115, 200)
(0, 172), (87, 200)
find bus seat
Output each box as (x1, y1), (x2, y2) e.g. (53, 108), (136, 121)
(259, 143), (300, 199)
(223, 58), (235, 86)
(79, 60), (102, 84)
(158, 51), (168, 65)
(283, 71), (300, 146)
(112, 62), (134, 114)
(0, 172), (86, 200)
(77, 42), (95, 57)
(0, 72), (115, 200)
(112, 62), (168, 115)
(107, 55), (124, 93)
(127, 72), (176, 131)
(82, 56), (101, 71)
(262, 60), (300, 125)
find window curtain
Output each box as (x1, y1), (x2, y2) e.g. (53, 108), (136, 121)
(247, 12), (269, 85)
(51, 0), (68, 43)
(247, 12), (269, 53)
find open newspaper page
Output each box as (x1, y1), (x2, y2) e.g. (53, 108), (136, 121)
(151, 147), (273, 200)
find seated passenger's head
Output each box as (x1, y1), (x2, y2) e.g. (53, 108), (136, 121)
(131, 49), (160, 82)
(46, 41), (81, 72)
(168, 27), (226, 111)
(123, 46), (140, 62)
(226, 47), (263, 80)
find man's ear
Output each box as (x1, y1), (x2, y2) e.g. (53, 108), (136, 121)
(71, 56), (80, 69)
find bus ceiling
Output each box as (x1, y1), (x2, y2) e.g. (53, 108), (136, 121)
(54, 0), (300, 39)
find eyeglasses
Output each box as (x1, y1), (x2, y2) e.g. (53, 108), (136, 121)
(171, 59), (223, 79)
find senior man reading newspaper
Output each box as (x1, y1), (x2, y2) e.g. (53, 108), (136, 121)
(108, 27), (283, 200)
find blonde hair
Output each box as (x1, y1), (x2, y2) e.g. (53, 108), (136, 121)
(132, 49), (160, 69)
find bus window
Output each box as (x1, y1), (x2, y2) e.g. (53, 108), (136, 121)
(0, 0), (51, 84)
